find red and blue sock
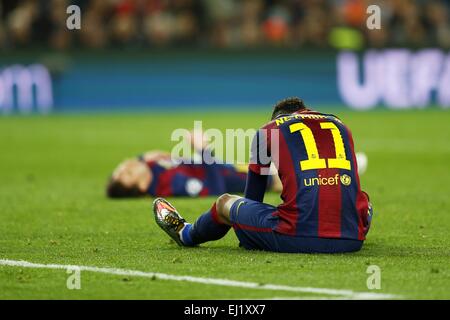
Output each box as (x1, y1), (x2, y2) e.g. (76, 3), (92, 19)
(180, 203), (231, 246)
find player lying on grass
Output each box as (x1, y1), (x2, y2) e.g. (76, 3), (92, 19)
(153, 97), (373, 253)
(106, 132), (282, 198)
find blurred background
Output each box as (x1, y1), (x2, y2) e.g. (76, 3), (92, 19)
(0, 0), (449, 113)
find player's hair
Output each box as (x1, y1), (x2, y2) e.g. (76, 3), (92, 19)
(271, 97), (306, 120)
(106, 177), (145, 198)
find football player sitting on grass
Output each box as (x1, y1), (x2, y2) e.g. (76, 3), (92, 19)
(106, 131), (282, 198)
(153, 97), (373, 253)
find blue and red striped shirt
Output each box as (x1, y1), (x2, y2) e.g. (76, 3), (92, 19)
(248, 110), (370, 241)
(145, 158), (248, 197)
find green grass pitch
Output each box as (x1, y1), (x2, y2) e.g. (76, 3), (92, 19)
(0, 109), (449, 299)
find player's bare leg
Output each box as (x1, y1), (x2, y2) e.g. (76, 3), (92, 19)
(212, 193), (241, 225)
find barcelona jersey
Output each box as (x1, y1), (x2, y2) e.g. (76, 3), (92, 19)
(249, 110), (370, 241)
(145, 158), (247, 197)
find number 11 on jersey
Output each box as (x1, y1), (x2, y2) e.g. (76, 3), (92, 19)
(289, 122), (351, 171)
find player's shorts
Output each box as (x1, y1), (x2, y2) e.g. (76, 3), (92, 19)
(229, 198), (363, 254)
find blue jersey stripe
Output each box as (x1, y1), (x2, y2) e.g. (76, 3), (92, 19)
(280, 124), (320, 237)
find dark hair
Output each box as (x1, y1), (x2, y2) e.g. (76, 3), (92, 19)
(106, 177), (145, 198)
(271, 97), (306, 120)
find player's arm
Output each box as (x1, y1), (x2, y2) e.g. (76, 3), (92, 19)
(139, 150), (171, 163)
(244, 170), (268, 202)
(245, 129), (271, 202)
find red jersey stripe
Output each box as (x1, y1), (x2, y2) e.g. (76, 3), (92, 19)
(347, 129), (369, 240)
(233, 223), (273, 233)
(317, 168), (342, 238)
(274, 129), (299, 236)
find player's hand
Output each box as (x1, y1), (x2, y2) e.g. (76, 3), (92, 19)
(186, 129), (208, 152)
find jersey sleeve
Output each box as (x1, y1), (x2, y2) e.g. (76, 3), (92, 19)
(244, 170), (268, 202)
(248, 127), (272, 175)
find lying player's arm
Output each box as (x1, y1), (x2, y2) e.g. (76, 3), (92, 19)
(140, 150), (171, 162)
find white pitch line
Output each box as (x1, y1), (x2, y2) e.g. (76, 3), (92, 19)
(0, 259), (398, 299)
(264, 296), (354, 300)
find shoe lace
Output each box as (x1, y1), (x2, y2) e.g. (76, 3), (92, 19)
(164, 213), (185, 230)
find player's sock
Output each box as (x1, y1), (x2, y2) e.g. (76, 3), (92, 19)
(179, 203), (230, 246)
(179, 223), (194, 246)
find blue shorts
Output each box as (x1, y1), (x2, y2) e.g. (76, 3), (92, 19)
(229, 198), (363, 254)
